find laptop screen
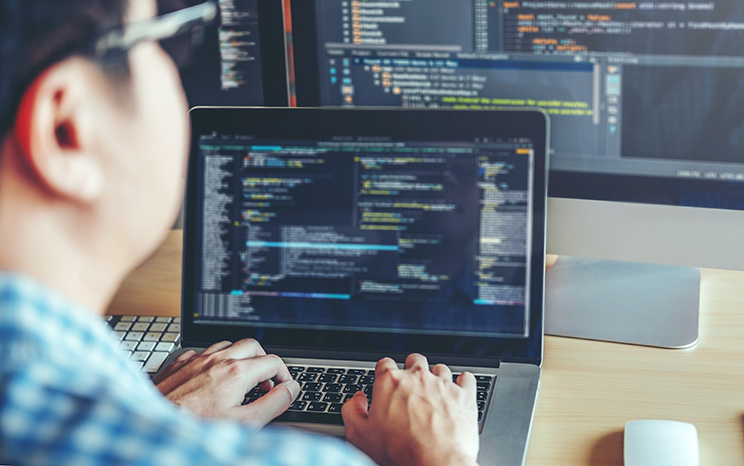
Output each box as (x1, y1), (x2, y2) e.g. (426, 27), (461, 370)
(184, 108), (547, 364)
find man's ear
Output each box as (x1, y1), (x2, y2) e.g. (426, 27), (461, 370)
(14, 58), (105, 204)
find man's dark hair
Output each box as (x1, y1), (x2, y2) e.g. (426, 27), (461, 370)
(0, 0), (130, 138)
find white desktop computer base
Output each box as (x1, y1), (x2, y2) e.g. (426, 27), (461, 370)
(545, 257), (700, 349)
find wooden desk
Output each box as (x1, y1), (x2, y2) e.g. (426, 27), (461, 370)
(108, 230), (744, 465)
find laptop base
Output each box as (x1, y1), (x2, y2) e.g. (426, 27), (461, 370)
(161, 350), (539, 466)
(275, 357), (539, 466)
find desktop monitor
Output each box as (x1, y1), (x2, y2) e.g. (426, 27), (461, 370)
(160, 0), (289, 107)
(288, 0), (744, 347)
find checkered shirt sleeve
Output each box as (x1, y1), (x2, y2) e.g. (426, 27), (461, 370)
(0, 273), (374, 466)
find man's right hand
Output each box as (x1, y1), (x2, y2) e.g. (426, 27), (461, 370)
(342, 354), (480, 466)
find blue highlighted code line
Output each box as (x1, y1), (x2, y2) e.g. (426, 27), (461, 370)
(281, 292), (351, 300)
(474, 299), (496, 305)
(246, 241), (398, 251)
(230, 290), (351, 300)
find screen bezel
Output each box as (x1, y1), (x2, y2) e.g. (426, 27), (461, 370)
(256, 0), (290, 106)
(289, 0), (321, 107)
(183, 107), (547, 366)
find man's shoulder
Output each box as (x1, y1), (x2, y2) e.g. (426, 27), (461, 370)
(0, 271), (92, 334)
(0, 353), (373, 466)
(0, 272), (62, 366)
(0, 271), (155, 404)
(0, 273), (375, 466)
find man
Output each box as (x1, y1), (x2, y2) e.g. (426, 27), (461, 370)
(0, 1), (480, 465)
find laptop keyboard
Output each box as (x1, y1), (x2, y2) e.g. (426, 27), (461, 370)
(245, 365), (495, 423)
(105, 316), (495, 422)
(106, 315), (181, 375)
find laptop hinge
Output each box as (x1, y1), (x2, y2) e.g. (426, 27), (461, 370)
(180, 340), (518, 369)
(264, 347), (503, 369)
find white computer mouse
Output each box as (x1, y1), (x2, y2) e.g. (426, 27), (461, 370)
(624, 420), (699, 466)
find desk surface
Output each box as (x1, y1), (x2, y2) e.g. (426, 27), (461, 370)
(108, 230), (744, 466)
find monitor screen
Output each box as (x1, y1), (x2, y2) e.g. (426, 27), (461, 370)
(162, 0), (289, 107)
(183, 108), (547, 363)
(290, 1), (744, 211)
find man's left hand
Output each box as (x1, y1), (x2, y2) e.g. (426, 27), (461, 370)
(154, 339), (300, 426)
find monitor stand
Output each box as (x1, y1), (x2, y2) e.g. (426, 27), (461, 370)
(544, 257), (700, 349)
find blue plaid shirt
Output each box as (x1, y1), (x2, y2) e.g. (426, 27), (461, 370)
(0, 272), (374, 466)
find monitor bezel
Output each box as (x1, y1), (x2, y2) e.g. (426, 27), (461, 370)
(288, 0), (321, 107)
(256, 0), (290, 107)
(182, 107), (548, 366)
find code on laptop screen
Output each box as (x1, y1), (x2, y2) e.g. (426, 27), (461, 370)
(192, 133), (535, 339)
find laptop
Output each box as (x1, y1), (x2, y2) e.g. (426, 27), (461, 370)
(178, 107), (548, 465)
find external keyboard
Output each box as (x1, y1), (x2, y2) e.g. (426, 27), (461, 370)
(245, 365), (495, 425)
(106, 315), (181, 375)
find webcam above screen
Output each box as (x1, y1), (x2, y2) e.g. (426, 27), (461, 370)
(170, 0), (289, 107)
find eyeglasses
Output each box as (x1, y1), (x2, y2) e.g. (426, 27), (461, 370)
(25, 1), (217, 79)
(96, 1), (217, 69)
(87, 0), (217, 69)
(1, 1), (217, 135)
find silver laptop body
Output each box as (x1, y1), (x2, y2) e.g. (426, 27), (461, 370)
(175, 107), (549, 465)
